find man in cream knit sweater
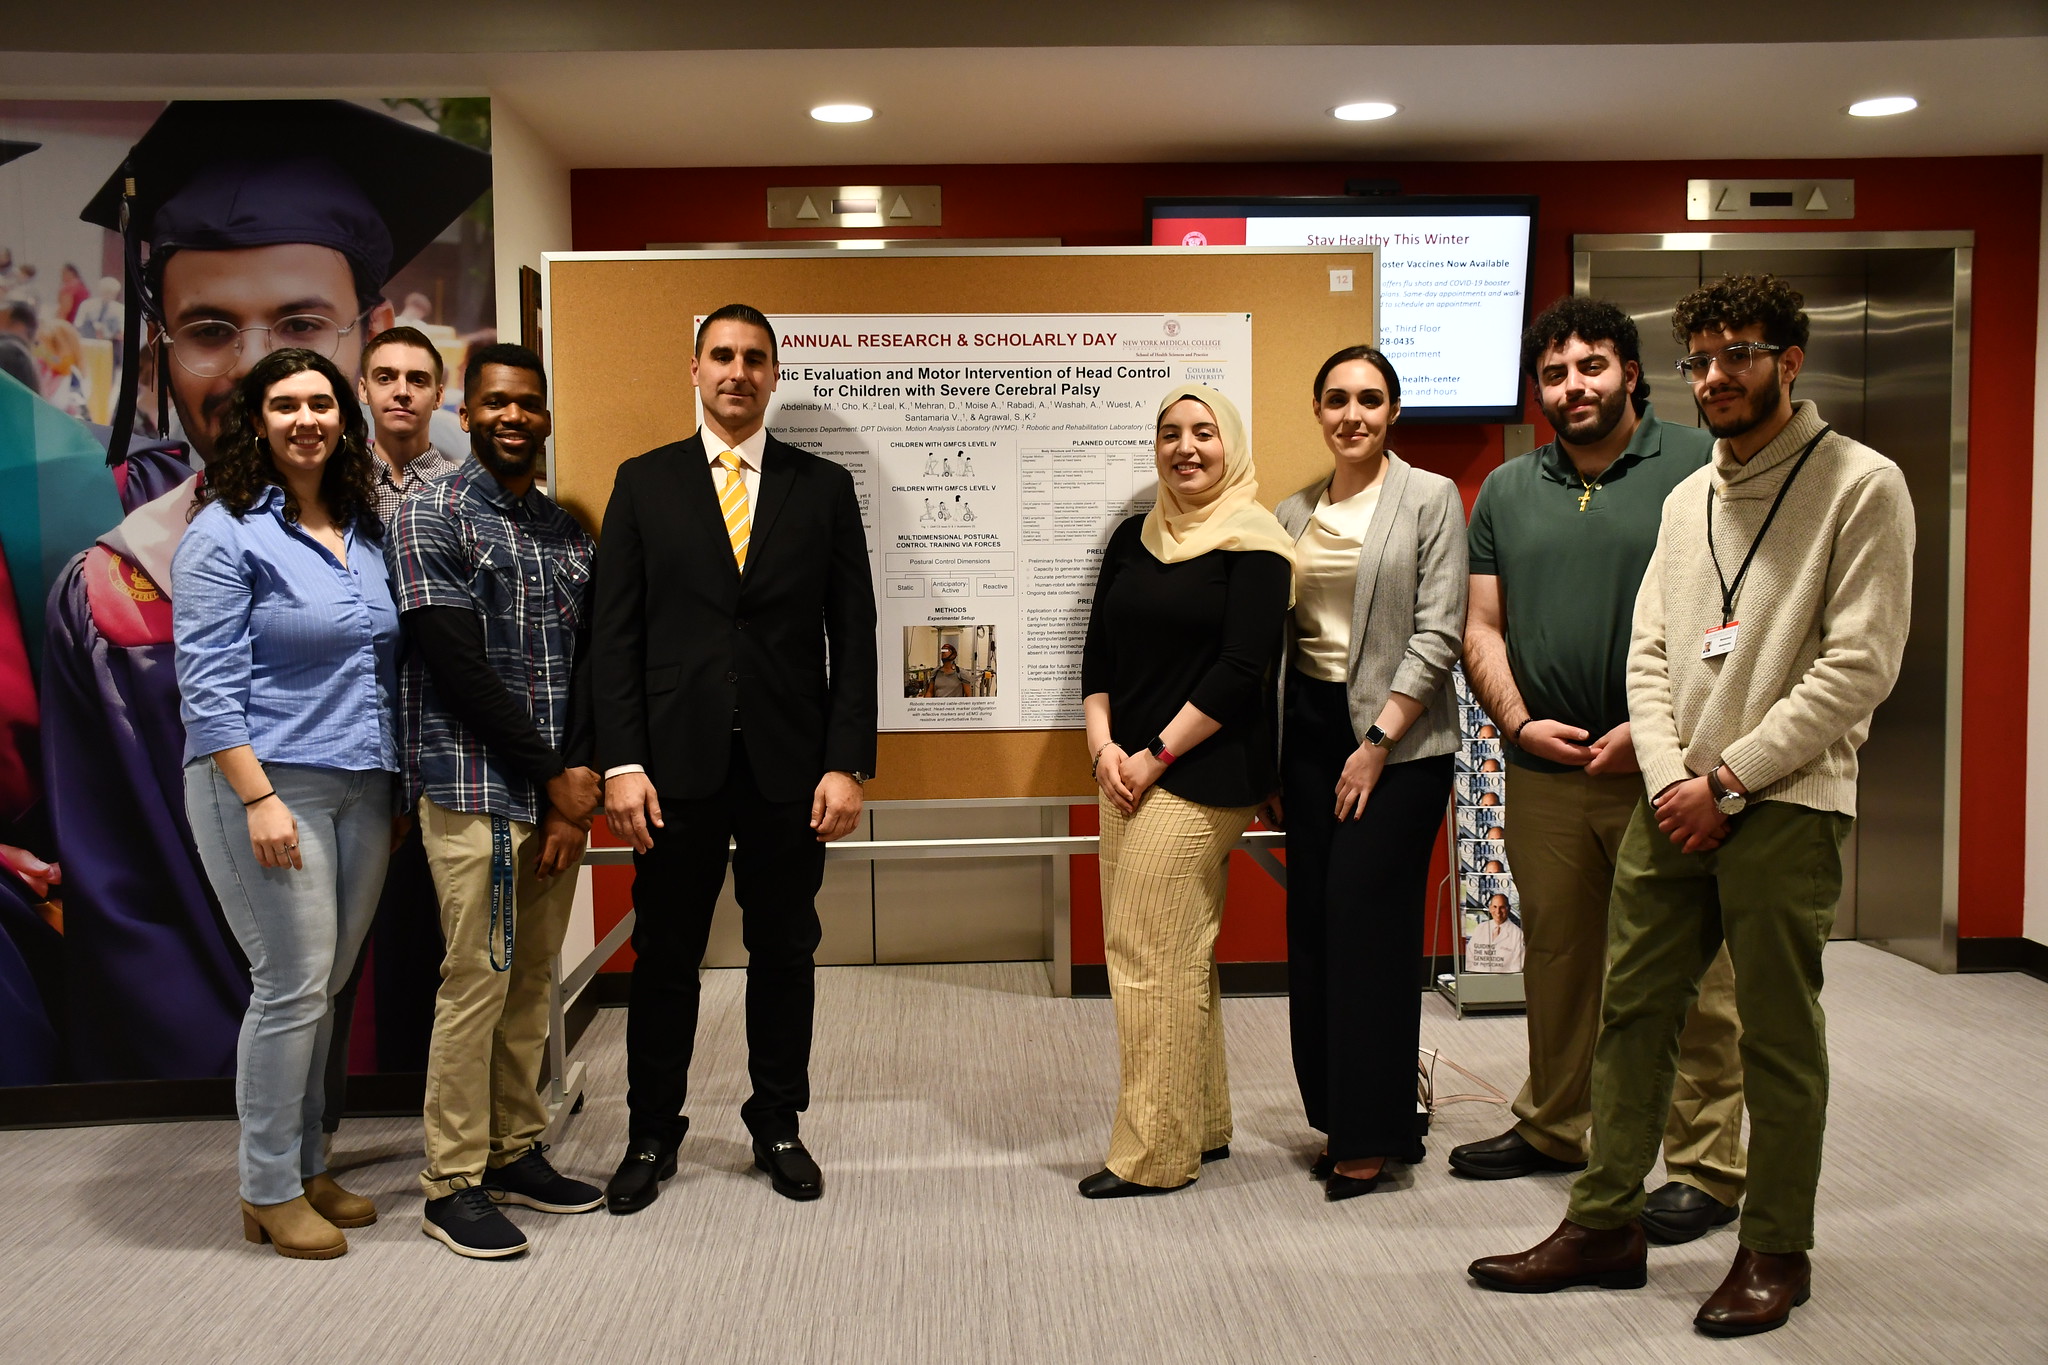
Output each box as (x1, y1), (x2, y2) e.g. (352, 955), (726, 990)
(1468, 275), (1914, 1338)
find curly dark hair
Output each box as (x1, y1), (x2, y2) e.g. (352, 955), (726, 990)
(1671, 274), (1810, 354)
(1521, 296), (1651, 416)
(194, 348), (381, 539)
(1312, 344), (1402, 405)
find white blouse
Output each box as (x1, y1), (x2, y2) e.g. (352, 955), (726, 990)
(1291, 482), (1382, 683)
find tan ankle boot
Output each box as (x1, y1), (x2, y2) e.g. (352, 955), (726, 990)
(303, 1173), (377, 1228)
(240, 1195), (347, 1259)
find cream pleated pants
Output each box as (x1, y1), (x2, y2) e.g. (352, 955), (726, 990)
(1097, 788), (1256, 1188)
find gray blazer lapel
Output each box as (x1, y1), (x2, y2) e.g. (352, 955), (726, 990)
(1347, 453), (1412, 668)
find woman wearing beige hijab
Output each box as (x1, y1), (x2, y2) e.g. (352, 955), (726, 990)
(1076, 384), (1295, 1197)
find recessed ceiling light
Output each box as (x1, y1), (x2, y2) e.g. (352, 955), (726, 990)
(1846, 96), (1917, 118)
(1332, 102), (1398, 122)
(811, 104), (874, 124)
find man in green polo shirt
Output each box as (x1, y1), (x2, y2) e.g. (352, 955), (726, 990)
(1453, 297), (1746, 1244)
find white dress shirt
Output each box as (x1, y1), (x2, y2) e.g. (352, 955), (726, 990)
(605, 424), (771, 781)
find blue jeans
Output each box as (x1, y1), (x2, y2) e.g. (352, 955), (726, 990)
(186, 762), (391, 1205)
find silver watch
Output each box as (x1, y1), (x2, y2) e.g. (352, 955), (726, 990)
(1707, 767), (1746, 817)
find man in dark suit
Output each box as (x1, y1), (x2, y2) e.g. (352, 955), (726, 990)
(594, 303), (877, 1211)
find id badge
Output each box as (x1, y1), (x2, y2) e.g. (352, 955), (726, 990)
(1702, 621), (1739, 659)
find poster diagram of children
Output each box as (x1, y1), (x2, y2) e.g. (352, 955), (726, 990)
(941, 455), (953, 477)
(956, 495), (976, 522)
(924, 452), (940, 475)
(957, 451), (973, 477)
(920, 496), (935, 525)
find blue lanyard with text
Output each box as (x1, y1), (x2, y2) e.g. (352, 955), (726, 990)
(489, 815), (515, 972)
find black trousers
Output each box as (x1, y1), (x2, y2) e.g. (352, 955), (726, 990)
(322, 822), (443, 1131)
(1282, 674), (1453, 1162)
(626, 741), (827, 1145)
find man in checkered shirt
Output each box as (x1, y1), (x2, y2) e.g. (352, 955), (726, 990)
(388, 342), (606, 1259)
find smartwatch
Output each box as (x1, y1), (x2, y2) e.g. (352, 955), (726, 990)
(1363, 724), (1391, 749)
(1707, 766), (1746, 817)
(1146, 736), (1177, 766)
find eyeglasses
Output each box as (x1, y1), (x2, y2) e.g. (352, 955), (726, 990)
(1675, 342), (1782, 382)
(163, 312), (365, 378)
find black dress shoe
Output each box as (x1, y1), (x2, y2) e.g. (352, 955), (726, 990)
(605, 1136), (678, 1215)
(1077, 1168), (1188, 1199)
(1640, 1181), (1740, 1245)
(1200, 1145), (1230, 1163)
(1447, 1128), (1586, 1180)
(753, 1138), (823, 1201)
(1309, 1151), (1336, 1181)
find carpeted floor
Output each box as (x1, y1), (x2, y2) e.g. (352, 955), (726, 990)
(2, 942), (2043, 1364)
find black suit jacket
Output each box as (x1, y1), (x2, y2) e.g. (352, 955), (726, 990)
(593, 431), (879, 802)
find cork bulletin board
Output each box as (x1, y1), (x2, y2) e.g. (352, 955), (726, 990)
(544, 246), (1377, 800)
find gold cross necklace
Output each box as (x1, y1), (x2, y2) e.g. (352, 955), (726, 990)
(1576, 472), (1601, 512)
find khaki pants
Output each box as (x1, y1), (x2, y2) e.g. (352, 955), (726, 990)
(1571, 800), (1851, 1251)
(417, 797), (579, 1199)
(1098, 788), (1255, 1188)
(1505, 765), (1747, 1203)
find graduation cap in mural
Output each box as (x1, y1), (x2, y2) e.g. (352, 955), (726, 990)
(80, 99), (492, 465)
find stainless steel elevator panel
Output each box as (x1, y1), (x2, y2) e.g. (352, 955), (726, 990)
(1575, 234), (1969, 971)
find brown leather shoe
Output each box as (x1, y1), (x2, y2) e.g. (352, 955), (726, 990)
(239, 1195), (347, 1260)
(303, 1173), (377, 1228)
(1694, 1247), (1811, 1336)
(1468, 1218), (1647, 1292)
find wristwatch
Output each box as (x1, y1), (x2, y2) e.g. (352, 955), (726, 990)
(1707, 766), (1747, 817)
(1363, 724), (1391, 749)
(840, 770), (871, 786)
(1146, 736), (1178, 766)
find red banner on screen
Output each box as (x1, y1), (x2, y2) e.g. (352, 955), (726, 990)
(1150, 217), (1245, 247)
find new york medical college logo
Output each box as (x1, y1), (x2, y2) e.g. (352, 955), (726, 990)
(1181, 230), (1208, 246)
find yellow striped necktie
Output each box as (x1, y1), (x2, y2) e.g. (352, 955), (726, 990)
(717, 449), (751, 570)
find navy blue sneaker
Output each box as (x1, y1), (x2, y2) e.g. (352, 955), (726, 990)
(422, 1184), (529, 1259)
(483, 1142), (605, 1214)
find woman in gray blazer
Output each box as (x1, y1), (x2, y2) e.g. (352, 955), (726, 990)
(1268, 345), (1468, 1200)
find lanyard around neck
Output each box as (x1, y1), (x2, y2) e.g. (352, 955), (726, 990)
(1706, 426), (1830, 627)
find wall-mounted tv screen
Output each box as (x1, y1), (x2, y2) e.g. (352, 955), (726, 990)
(1147, 195), (1538, 422)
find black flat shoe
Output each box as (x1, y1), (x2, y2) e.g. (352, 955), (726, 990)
(1325, 1171), (1381, 1201)
(1077, 1168), (1188, 1199)
(605, 1136), (679, 1215)
(1309, 1152), (1336, 1181)
(1200, 1145), (1230, 1163)
(753, 1138), (823, 1202)
(1641, 1181), (1740, 1245)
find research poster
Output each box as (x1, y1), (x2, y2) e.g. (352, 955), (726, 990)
(738, 312), (1253, 732)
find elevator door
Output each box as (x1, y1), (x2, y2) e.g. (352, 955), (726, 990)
(1579, 239), (1965, 969)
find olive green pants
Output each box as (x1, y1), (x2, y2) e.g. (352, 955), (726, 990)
(1504, 765), (1747, 1203)
(1569, 798), (1851, 1253)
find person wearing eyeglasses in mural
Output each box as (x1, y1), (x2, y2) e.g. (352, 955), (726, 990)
(40, 101), (489, 1088)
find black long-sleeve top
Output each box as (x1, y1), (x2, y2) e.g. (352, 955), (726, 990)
(404, 605), (595, 788)
(1080, 514), (1292, 807)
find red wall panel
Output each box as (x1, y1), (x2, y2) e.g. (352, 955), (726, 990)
(573, 153), (2042, 946)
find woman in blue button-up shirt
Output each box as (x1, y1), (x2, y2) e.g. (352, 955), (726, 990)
(172, 347), (400, 1260)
